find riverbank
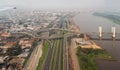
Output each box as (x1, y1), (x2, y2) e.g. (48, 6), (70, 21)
(69, 38), (80, 70)
(68, 18), (80, 33)
(93, 12), (120, 25)
(73, 12), (120, 70)
(76, 46), (115, 70)
(93, 40), (120, 70)
(71, 37), (115, 70)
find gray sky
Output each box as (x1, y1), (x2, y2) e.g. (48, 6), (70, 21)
(105, 0), (120, 8)
(0, 0), (119, 9)
(0, 0), (104, 8)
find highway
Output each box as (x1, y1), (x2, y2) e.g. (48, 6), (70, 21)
(41, 39), (69, 70)
(55, 39), (63, 70)
(10, 16), (79, 70)
(63, 37), (69, 70)
(41, 40), (55, 70)
(12, 31), (77, 70)
(12, 30), (77, 70)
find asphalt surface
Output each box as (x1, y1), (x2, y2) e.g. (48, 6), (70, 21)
(42, 38), (70, 70)
(42, 41), (55, 70)
(55, 39), (63, 70)
(63, 37), (68, 70)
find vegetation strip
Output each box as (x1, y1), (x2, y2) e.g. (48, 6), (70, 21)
(55, 39), (62, 70)
(76, 47), (114, 70)
(60, 39), (64, 70)
(93, 12), (120, 25)
(50, 40), (59, 70)
(36, 41), (49, 70)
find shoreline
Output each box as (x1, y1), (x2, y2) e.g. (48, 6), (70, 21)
(71, 15), (120, 70)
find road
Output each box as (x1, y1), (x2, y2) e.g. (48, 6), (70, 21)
(23, 41), (43, 70)
(11, 28), (77, 39)
(41, 40), (55, 70)
(63, 37), (69, 70)
(42, 39), (69, 70)
(22, 34), (76, 70)
(19, 33), (76, 70)
(55, 39), (63, 70)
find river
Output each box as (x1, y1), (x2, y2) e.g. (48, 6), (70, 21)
(74, 12), (120, 60)
(74, 12), (120, 70)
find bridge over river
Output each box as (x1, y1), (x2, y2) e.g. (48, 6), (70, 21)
(83, 26), (120, 41)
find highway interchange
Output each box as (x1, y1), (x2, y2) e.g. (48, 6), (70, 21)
(13, 27), (78, 70)
(11, 16), (79, 70)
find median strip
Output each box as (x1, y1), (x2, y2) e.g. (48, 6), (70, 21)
(36, 41), (49, 70)
(50, 40), (59, 70)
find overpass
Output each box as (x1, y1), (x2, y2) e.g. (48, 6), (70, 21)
(35, 28), (75, 33)
(11, 28), (78, 40)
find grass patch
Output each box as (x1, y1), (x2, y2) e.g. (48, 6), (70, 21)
(60, 39), (64, 70)
(50, 40), (59, 70)
(109, 18), (120, 25)
(36, 41), (49, 70)
(76, 47), (113, 70)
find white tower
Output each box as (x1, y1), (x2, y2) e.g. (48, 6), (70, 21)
(98, 26), (102, 40)
(112, 26), (116, 40)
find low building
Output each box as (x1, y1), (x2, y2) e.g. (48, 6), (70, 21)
(0, 32), (11, 37)
(9, 57), (24, 70)
(0, 42), (15, 53)
(41, 23), (49, 28)
(0, 57), (4, 63)
(19, 38), (35, 49)
(17, 52), (29, 58)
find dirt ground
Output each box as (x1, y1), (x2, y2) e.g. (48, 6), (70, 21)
(69, 38), (80, 70)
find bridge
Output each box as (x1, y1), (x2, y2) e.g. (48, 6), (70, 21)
(83, 26), (120, 41)
(11, 26), (120, 41)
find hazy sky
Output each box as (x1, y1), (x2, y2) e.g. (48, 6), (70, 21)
(0, 0), (119, 9)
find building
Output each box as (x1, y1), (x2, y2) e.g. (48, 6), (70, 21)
(0, 42), (15, 53)
(0, 32), (11, 37)
(19, 38), (35, 49)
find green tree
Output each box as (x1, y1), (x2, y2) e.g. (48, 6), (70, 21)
(7, 45), (22, 56)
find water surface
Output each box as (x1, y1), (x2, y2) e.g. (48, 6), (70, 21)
(74, 12), (120, 60)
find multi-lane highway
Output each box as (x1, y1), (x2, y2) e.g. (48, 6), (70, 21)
(41, 40), (55, 70)
(41, 39), (68, 70)
(63, 37), (69, 70)
(55, 39), (63, 70)
(10, 15), (79, 70)
(13, 31), (77, 70)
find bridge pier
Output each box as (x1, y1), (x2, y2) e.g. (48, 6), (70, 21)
(112, 26), (116, 41)
(98, 26), (102, 40)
